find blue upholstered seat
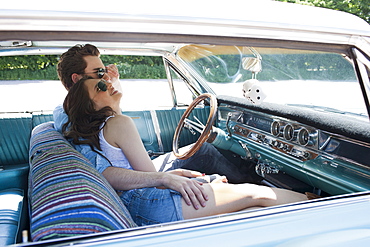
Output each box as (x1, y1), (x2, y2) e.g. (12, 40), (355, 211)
(0, 113), (31, 245)
(0, 189), (24, 246)
(29, 122), (136, 242)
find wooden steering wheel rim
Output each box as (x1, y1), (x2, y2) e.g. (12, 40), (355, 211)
(172, 93), (218, 159)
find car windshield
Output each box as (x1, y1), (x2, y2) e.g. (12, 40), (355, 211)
(177, 44), (368, 121)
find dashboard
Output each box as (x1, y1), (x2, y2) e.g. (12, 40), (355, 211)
(216, 96), (370, 195)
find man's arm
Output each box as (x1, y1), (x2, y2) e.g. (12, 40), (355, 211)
(53, 104), (68, 133)
(102, 167), (208, 210)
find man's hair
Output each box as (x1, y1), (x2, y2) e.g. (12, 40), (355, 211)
(57, 44), (100, 90)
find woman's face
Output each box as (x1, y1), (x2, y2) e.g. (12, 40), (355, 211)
(85, 78), (122, 110)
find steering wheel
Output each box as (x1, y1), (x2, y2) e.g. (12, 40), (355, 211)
(172, 93), (218, 159)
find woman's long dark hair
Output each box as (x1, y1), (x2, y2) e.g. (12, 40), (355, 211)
(63, 76), (115, 150)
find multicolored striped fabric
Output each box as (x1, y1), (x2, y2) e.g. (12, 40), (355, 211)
(29, 122), (136, 242)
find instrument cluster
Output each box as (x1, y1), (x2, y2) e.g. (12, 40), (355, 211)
(226, 109), (319, 161)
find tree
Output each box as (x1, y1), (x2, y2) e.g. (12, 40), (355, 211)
(276, 0), (370, 24)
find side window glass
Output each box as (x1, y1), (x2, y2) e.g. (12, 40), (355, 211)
(119, 77), (173, 111)
(101, 55), (174, 111)
(169, 67), (195, 107)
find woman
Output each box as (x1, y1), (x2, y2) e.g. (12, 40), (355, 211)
(63, 77), (308, 226)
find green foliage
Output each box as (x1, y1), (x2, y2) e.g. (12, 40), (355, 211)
(0, 55), (58, 71)
(0, 66), (59, 80)
(0, 55), (59, 80)
(276, 0), (370, 23)
(101, 55), (166, 79)
(0, 55), (166, 80)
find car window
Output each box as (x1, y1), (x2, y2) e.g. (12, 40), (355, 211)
(0, 55), (61, 113)
(169, 67), (196, 107)
(119, 78), (173, 111)
(178, 45), (369, 121)
(0, 55), (179, 113)
(102, 55), (175, 110)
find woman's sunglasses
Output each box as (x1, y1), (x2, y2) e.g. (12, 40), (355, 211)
(96, 79), (107, 92)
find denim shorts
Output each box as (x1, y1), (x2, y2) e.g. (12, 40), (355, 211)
(119, 187), (184, 226)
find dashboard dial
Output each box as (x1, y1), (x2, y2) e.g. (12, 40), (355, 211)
(271, 121), (281, 136)
(283, 124), (294, 141)
(298, 128), (309, 146)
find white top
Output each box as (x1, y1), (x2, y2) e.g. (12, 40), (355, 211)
(99, 116), (133, 170)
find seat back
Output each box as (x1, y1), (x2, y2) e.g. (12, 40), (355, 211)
(29, 122), (136, 241)
(32, 112), (53, 128)
(0, 113), (32, 166)
(155, 107), (210, 152)
(0, 113), (32, 193)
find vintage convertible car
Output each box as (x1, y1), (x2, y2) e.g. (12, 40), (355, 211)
(1, 1), (370, 246)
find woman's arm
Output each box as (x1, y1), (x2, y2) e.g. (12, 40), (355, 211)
(103, 164), (208, 210)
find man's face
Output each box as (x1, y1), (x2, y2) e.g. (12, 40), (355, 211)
(71, 54), (121, 93)
(82, 55), (112, 81)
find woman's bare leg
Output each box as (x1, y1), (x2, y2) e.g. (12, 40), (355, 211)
(182, 183), (307, 219)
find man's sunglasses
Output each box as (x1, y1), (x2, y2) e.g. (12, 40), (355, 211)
(84, 68), (107, 79)
(96, 79), (107, 92)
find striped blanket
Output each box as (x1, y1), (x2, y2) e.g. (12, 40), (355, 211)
(29, 122), (136, 242)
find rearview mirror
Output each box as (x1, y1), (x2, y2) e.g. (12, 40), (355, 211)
(242, 57), (262, 73)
